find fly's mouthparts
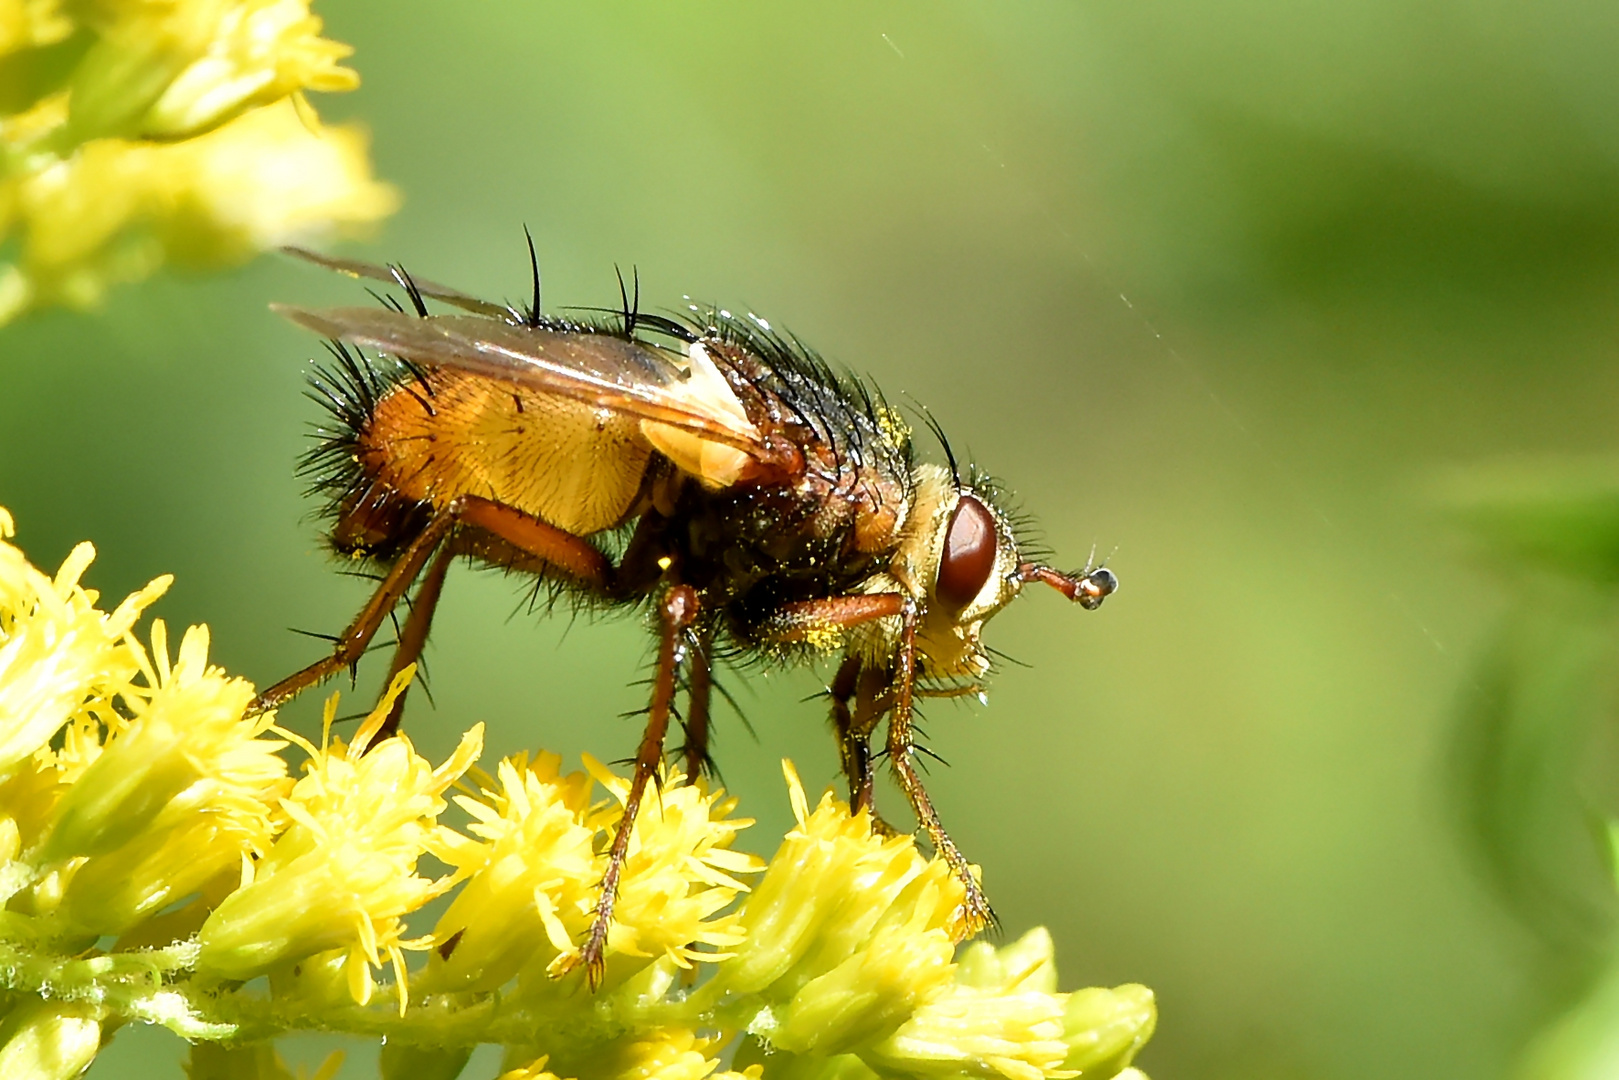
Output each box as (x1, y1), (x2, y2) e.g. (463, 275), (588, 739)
(1018, 563), (1118, 610)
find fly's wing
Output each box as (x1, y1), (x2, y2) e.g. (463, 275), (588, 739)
(281, 248), (513, 319)
(274, 304), (768, 465)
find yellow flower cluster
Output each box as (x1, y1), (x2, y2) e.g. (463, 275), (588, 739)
(0, 507), (1158, 1080)
(0, 0), (397, 323)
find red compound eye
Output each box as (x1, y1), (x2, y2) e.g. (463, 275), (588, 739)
(936, 494), (997, 615)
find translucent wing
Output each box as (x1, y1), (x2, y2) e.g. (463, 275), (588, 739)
(273, 304), (767, 457)
(281, 247), (512, 318)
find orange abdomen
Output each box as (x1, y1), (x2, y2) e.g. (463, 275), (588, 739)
(360, 369), (653, 536)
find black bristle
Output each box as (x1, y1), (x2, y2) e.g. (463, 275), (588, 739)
(388, 263), (430, 318)
(523, 225), (543, 327)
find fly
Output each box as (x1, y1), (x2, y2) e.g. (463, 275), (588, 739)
(253, 239), (1118, 986)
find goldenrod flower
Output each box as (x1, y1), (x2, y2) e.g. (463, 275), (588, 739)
(425, 751), (762, 997)
(567, 754), (763, 972)
(46, 620), (291, 934)
(864, 931), (1155, 1080)
(0, 0), (70, 58)
(189, 1042), (344, 1080)
(0, 0), (395, 323)
(0, 520), (168, 781)
(0, 999), (101, 1080)
(700, 762), (959, 1054)
(196, 677), (481, 1012)
(420, 752), (602, 995)
(511, 1029), (765, 1080)
(496, 1057), (568, 1080)
(0, 507), (1158, 1079)
(127, 0), (359, 139)
(1057, 987), (1157, 1079)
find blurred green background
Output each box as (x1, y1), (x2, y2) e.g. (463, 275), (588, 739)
(7, 2), (1619, 1077)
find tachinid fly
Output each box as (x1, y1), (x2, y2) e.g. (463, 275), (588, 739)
(253, 240), (1118, 986)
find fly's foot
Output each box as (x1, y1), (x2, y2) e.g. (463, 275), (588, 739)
(951, 866), (995, 941)
(551, 904), (611, 989)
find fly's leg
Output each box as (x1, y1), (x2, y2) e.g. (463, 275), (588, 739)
(850, 665), (905, 837)
(884, 600), (993, 938)
(456, 496), (610, 586)
(829, 656), (899, 833)
(679, 628), (715, 782)
(249, 509), (458, 716)
(766, 592), (993, 937)
(829, 656), (869, 807)
(253, 494), (610, 718)
(559, 584), (699, 989)
(374, 541), (455, 740)
(767, 594), (920, 842)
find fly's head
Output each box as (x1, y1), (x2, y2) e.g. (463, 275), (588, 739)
(893, 464), (1117, 683)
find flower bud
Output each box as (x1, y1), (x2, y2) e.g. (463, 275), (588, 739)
(40, 623), (262, 863)
(706, 763), (961, 1011)
(58, 806), (272, 935)
(955, 928), (1058, 995)
(863, 985), (1071, 1080)
(0, 1001), (101, 1080)
(773, 891), (957, 1054)
(1060, 984), (1156, 1077)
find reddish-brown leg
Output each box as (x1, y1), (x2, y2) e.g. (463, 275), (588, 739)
(762, 594), (909, 640)
(559, 584), (699, 988)
(829, 656), (892, 816)
(771, 594), (907, 817)
(458, 495), (609, 586)
(829, 656), (866, 806)
(249, 509), (458, 715)
(768, 591), (992, 936)
(252, 495), (610, 717)
(883, 601), (993, 937)
(682, 629), (714, 782)
(375, 541), (455, 739)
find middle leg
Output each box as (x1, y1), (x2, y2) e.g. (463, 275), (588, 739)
(679, 627), (715, 782)
(557, 583), (699, 988)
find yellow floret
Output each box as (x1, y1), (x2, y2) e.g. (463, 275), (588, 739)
(0, 0), (395, 323)
(196, 673), (481, 1014)
(420, 752), (602, 995)
(0, 506), (1159, 1079)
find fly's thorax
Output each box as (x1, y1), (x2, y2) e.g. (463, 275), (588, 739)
(888, 463), (1024, 681)
(360, 369), (651, 536)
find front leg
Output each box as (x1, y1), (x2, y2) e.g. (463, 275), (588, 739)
(766, 594), (990, 933)
(769, 595), (907, 814)
(883, 599), (994, 938)
(828, 655), (904, 835)
(829, 656), (873, 810)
